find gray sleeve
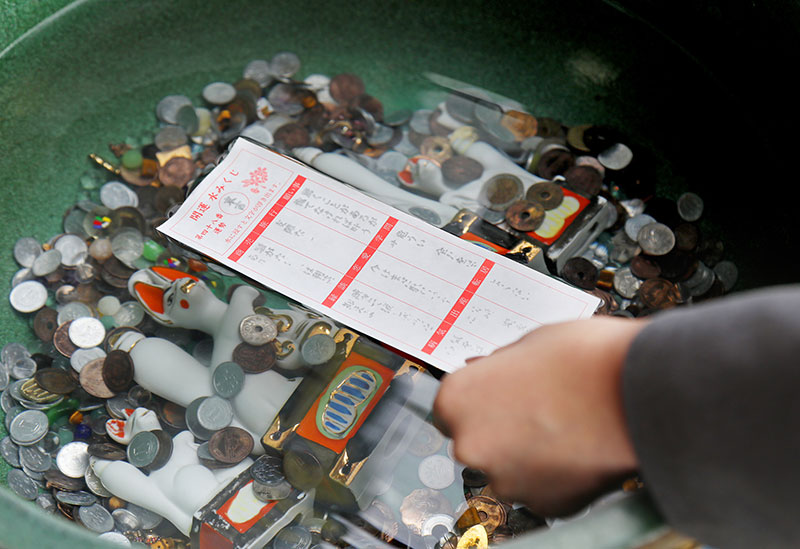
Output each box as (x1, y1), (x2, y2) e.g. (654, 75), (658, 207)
(622, 285), (800, 549)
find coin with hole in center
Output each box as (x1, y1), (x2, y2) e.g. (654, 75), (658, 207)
(505, 200), (545, 232)
(526, 181), (564, 210)
(239, 314), (278, 346)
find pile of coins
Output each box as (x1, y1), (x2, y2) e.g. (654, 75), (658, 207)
(1, 48), (727, 548)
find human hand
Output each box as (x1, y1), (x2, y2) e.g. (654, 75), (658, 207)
(433, 316), (646, 516)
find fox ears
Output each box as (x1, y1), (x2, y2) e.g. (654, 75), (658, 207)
(128, 266), (199, 324)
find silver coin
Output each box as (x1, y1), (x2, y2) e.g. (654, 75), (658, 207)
(409, 109), (434, 135)
(0, 368), (9, 391)
(407, 206), (442, 226)
(677, 192), (704, 222)
(202, 81), (237, 105)
(31, 248), (62, 277)
(127, 431), (159, 468)
(100, 181), (139, 209)
(2, 342), (30, 366)
(243, 59), (274, 88)
(37, 431), (61, 456)
(9, 409), (49, 446)
(112, 508), (142, 531)
(252, 478), (292, 502)
(111, 227), (145, 266)
(273, 525), (312, 549)
(69, 317), (106, 349)
(98, 532), (132, 548)
(13, 237), (43, 267)
(79, 503), (115, 533)
(11, 267), (35, 288)
(154, 124), (188, 151)
(54, 234), (89, 267)
(212, 362), (245, 399)
(250, 454), (287, 485)
(19, 445), (52, 472)
(71, 347), (106, 373)
(185, 397), (215, 440)
(0, 436), (21, 467)
(239, 314), (278, 346)
(269, 51), (301, 80)
(240, 123), (274, 146)
(22, 464), (46, 481)
(9, 280), (48, 314)
(713, 260), (738, 292)
(597, 143), (633, 171)
(57, 301), (93, 326)
(10, 357), (36, 381)
(301, 334), (337, 365)
(7, 468), (38, 500)
(175, 104), (199, 135)
(613, 266), (642, 299)
(197, 395), (233, 432)
(475, 206), (507, 225)
(56, 489), (97, 506)
(56, 441), (90, 478)
(2, 386), (19, 413)
(685, 262), (716, 297)
(125, 503), (163, 530)
(112, 301), (145, 327)
(422, 513), (456, 536)
(636, 222), (675, 256)
(624, 214), (655, 241)
(4, 405), (22, 432)
(85, 463), (113, 497)
(105, 393), (130, 419)
(156, 94), (193, 125)
(36, 493), (57, 513)
(418, 454), (455, 490)
(366, 123), (395, 147)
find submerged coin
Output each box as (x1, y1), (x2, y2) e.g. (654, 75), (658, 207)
(212, 361), (245, 399)
(418, 454), (456, 490)
(0, 436), (21, 467)
(526, 181), (564, 210)
(560, 257), (598, 290)
(300, 333), (336, 365)
(7, 468), (38, 500)
(78, 503), (115, 533)
(283, 448), (324, 491)
(54, 322), (79, 358)
(677, 192), (704, 222)
(158, 157), (195, 188)
(637, 222), (675, 256)
(13, 237), (42, 267)
(9, 409), (49, 446)
(329, 73), (365, 104)
(442, 156), (484, 187)
(55, 490), (97, 506)
(102, 350), (135, 394)
(480, 174), (523, 211)
(624, 214), (656, 241)
(87, 442), (127, 461)
(630, 255), (662, 279)
(33, 307), (59, 342)
(56, 441), (90, 478)
(239, 314), (278, 346)
(400, 488), (454, 535)
(505, 200), (545, 232)
(208, 426), (254, 464)
(79, 357), (116, 398)
(197, 395), (234, 432)
(273, 525), (312, 549)
(232, 341), (277, 373)
(9, 280), (48, 313)
(613, 266), (641, 299)
(638, 278), (678, 309)
(68, 317), (106, 349)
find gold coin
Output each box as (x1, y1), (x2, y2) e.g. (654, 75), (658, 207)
(457, 524), (488, 549)
(458, 496), (506, 536)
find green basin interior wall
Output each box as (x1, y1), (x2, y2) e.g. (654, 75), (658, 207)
(1, 1), (798, 547)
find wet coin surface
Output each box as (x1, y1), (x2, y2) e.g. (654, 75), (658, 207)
(239, 314), (278, 346)
(33, 368), (77, 395)
(68, 317), (106, 349)
(283, 447), (324, 491)
(79, 357), (116, 398)
(630, 255), (662, 279)
(127, 431), (160, 469)
(53, 321), (79, 358)
(13, 237), (42, 267)
(638, 278), (678, 309)
(9, 280), (48, 313)
(232, 341), (277, 373)
(212, 361), (245, 399)
(56, 441), (90, 478)
(560, 257), (598, 290)
(300, 333), (336, 365)
(637, 222), (675, 256)
(613, 266), (642, 299)
(418, 454), (456, 490)
(158, 157), (195, 187)
(55, 490), (97, 506)
(400, 488), (454, 535)
(101, 350), (135, 394)
(197, 395), (234, 432)
(441, 156), (484, 187)
(505, 200), (545, 232)
(526, 181), (564, 210)
(480, 174), (523, 211)
(563, 165), (603, 197)
(78, 503), (115, 533)
(87, 442), (127, 461)
(9, 409), (49, 446)
(33, 307), (59, 341)
(677, 192), (704, 222)
(329, 73), (365, 104)
(273, 525), (312, 549)
(7, 468), (38, 501)
(208, 426), (254, 464)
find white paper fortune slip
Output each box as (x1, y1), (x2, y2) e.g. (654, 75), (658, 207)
(158, 138), (599, 373)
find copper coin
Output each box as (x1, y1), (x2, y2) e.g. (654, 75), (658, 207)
(273, 122), (310, 149)
(535, 148), (574, 180)
(461, 468), (490, 488)
(87, 442), (127, 461)
(154, 185), (185, 215)
(33, 307), (59, 342)
(44, 469), (85, 492)
(481, 174), (523, 210)
(120, 166), (153, 187)
(525, 181), (564, 210)
(400, 488), (454, 535)
(638, 278), (678, 309)
(208, 426), (254, 464)
(505, 200), (545, 232)
(563, 165), (603, 197)
(79, 357), (116, 398)
(588, 288), (618, 315)
(674, 222), (699, 252)
(460, 496), (506, 536)
(34, 368), (78, 395)
(630, 255), (662, 279)
(535, 117), (564, 138)
(329, 73), (365, 105)
(655, 249), (697, 281)
(358, 94), (384, 122)
(102, 350), (135, 394)
(53, 321), (79, 358)
(500, 111), (538, 140)
(419, 136), (453, 164)
(157, 157), (195, 188)
(442, 156), (484, 187)
(232, 341), (277, 373)
(283, 447), (324, 491)
(159, 401), (187, 430)
(103, 256), (136, 279)
(560, 257), (598, 290)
